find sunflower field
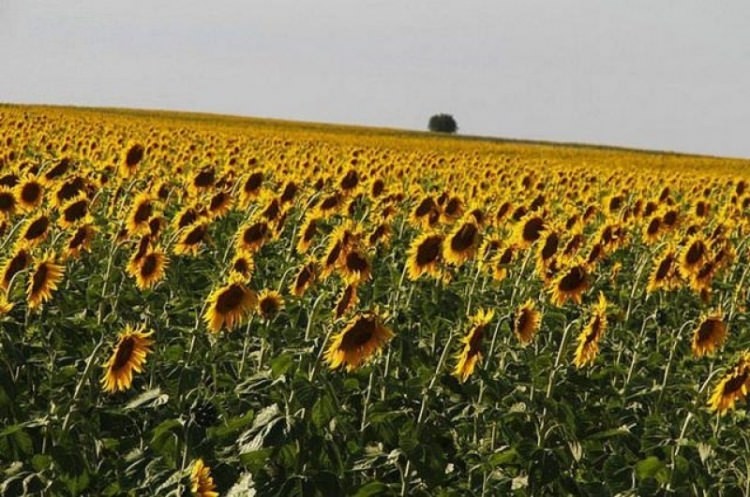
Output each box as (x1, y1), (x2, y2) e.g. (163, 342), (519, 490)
(2, 104), (750, 496)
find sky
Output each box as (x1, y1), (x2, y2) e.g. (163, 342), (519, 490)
(1, 1), (749, 157)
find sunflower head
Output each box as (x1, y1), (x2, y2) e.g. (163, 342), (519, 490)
(325, 312), (394, 372)
(709, 352), (750, 414)
(258, 289), (284, 320)
(100, 325), (155, 393)
(550, 262), (589, 306)
(514, 300), (541, 345)
(692, 311), (727, 358)
(27, 252), (64, 309)
(203, 276), (258, 333)
(190, 458), (219, 497)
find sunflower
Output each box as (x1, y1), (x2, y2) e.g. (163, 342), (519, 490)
(120, 142), (145, 178)
(0, 187), (17, 220)
(550, 262), (589, 306)
(229, 251), (255, 280)
(14, 174), (45, 212)
(317, 192), (344, 218)
(368, 222), (392, 248)
(290, 260), (316, 297)
(258, 289), (284, 320)
(514, 215), (545, 248)
(1, 248), (31, 291)
(443, 218), (480, 266)
(203, 277), (258, 333)
(235, 220), (270, 253)
(647, 246), (678, 293)
(16, 213), (51, 250)
(454, 309), (495, 383)
(325, 311), (394, 371)
(679, 234), (708, 279)
(692, 311), (727, 357)
(411, 196), (438, 227)
(573, 292), (608, 368)
(335, 283), (359, 318)
(100, 325), (154, 393)
(27, 252), (64, 309)
(172, 205), (204, 232)
(709, 352), (750, 414)
(341, 249), (371, 285)
(59, 195), (89, 229)
(133, 247), (169, 290)
(175, 222), (208, 256)
(190, 458), (219, 497)
(514, 300), (541, 345)
(239, 170), (264, 206)
(296, 214), (319, 254)
(207, 190), (233, 219)
(406, 232), (444, 281)
(126, 192), (156, 235)
(491, 245), (515, 282)
(189, 166), (216, 196)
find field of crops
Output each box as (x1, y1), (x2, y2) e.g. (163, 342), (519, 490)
(2, 104), (750, 496)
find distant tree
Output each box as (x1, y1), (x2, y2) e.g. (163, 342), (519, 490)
(428, 114), (458, 134)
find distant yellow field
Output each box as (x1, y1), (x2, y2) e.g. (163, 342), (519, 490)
(2, 104), (750, 495)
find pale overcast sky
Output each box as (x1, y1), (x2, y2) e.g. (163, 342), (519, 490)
(1, 1), (749, 157)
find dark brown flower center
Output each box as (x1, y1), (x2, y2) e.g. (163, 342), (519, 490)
(340, 318), (376, 350)
(216, 285), (245, 314)
(416, 236), (442, 266)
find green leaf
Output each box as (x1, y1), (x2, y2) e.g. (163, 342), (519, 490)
(312, 394), (335, 429)
(271, 353), (294, 379)
(352, 481), (390, 497)
(239, 448), (273, 473)
(209, 409), (255, 440)
(489, 448), (518, 466)
(635, 456), (667, 482)
(124, 387), (168, 409)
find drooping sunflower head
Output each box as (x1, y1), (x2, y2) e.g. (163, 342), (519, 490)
(2, 247), (31, 291)
(290, 260), (316, 297)
(444, 217), (481, 266)
(175, 222), (209, 256)
(514, 214), (545, 248)
(514, 299), (541, 345)
(325, 311), (394, 371)
(709, 352), (750, 414)
(59, 195), (89, 229)
(203, 277), (258, 333)
(335, 283), (359, 319)
(407, 232), (444, 281)
(341, 250), (371, 285)
(27, 252), (64, 309)
(16, 213), (51, 250)
(100, 325), (155, 393)
(573, 292), (608, 368)
(550, 262), (589, 306)
(258, 289), (284, 321)
(692, 311), (727, 358)
(236, 220), (270, 253)
(647, 246), (678, 294)
(679, 234), (709, 278)
(454, 309), (495, 383)
(120, 142), (145, 178)
(296, 214), (319, 254)
(126, 192), (157, 236)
